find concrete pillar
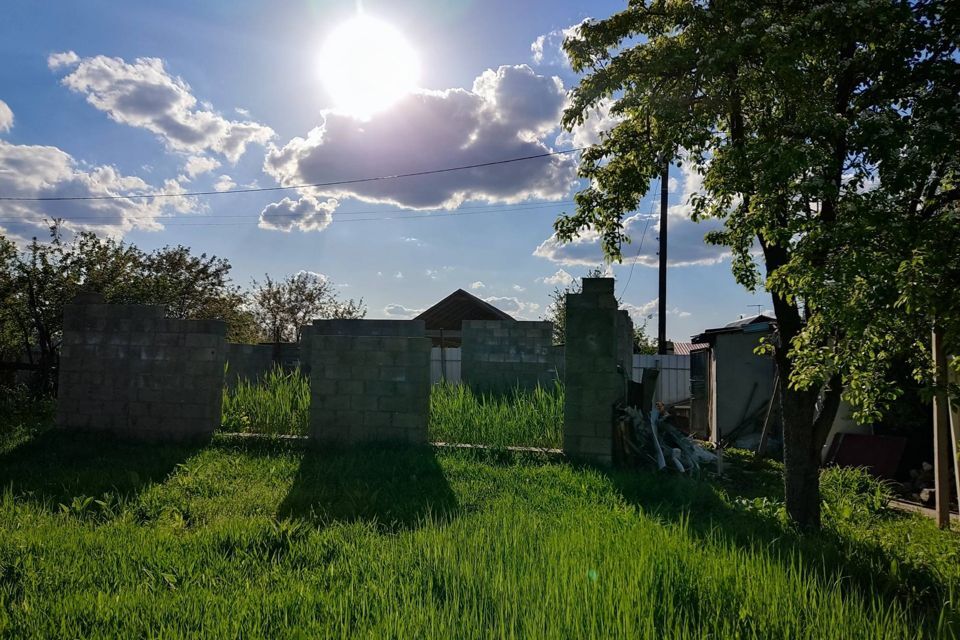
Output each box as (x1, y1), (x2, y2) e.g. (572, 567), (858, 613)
(563, 278), (633, 464)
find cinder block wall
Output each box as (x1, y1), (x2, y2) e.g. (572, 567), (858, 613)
(57, 292), (227, 442)
(225, 343), (274, 386)
(300, 319), (423, 375)
(460, 320), (558, 393)
(308, 320), (431, 445)
(562, 278), (634, 464)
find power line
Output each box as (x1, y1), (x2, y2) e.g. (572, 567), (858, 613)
(0, 148), (583, 202)
(617, 178), (660, 303)
(3, 204), (562, 229)
(0, 199), (575, 224)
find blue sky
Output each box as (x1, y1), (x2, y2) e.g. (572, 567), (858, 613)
(0, 0), (771, 340)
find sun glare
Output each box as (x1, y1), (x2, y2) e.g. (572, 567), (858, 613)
(319, 14), (420, 118)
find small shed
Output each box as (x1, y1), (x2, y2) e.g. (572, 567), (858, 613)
(414, 289), (515, 347)
(689, 315), (778, 444)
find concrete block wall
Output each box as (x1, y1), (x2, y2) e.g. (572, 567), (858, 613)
(460, 320), (558, 393)
(300, 319), (424, 375)
(308, 320), (431, 445)
(225, 342), (302, 386)
(562, 278), (634, 464)
(57, 292), (227, 442)
(225, 343), (274, 386)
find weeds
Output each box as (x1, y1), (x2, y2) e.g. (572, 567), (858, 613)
(428, 381), (564, 449)
(220, 367), (310, 436)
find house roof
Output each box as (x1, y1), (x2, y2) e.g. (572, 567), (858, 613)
(414, 289), (514, 331)
(692, 314), (777, 345)
(722, 313), (776, 330)
(670, 341), (698, 356)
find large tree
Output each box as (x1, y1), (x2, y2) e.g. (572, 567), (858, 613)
(0, 226), (259, 392)
(560, 0), (959, 527)
(249, 272), (366, 343)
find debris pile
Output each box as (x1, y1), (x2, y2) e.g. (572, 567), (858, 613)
(616, 405), (716, 473)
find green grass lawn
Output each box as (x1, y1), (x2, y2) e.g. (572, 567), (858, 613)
(1, 425), (958, 638)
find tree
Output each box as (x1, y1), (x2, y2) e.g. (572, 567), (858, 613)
(634, 323), (657, 355)
(560, 1), (959, 527)
(249, 272), (366, 343)
(543, 267), (605, 345)
(0, 226), (260, 391)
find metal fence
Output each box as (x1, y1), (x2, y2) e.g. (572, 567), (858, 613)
(430, 347), (462, 384)
(632, 354), (691, 405)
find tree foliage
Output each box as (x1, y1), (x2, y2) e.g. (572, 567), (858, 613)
(561, 0), (960, 527)
(249, 272), (366, 343)
(0, 226), (258, 391)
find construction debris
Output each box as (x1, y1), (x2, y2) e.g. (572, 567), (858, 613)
(617, 405), (716, 473)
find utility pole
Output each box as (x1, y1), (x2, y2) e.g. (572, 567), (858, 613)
(658, 160), (668, 355)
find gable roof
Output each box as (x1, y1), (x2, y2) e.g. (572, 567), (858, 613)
(414, 289), (514, 331)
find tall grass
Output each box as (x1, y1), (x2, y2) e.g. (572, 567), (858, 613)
(429, 382), (564, 449)
(220, 368), (310, 436)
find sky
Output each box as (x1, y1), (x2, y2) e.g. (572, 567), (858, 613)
(0, 0), (773, 341)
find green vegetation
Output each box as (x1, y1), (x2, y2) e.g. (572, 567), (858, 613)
(0, 386), (53, 451)
(220, 368), (310, 436)
(221, 377), (565, 449)
(429, 382), (564, 449)
(0, 427), (957, 638)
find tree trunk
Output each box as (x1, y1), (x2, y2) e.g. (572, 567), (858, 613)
(780, 383), (821, 528)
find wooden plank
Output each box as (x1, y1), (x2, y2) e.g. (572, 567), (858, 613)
(949, 356), (960, 508)
(933, 325), (952, 529)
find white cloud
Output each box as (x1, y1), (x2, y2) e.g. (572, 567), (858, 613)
(213, 174), (236, 192)
(258, 196), (336, 232)
(512, 284), (526, 292)
(425, 269), (439, 279)
(395, 271), (404, 279)
(556, 100), (620, 149)
(534, 162), (729, 267)
(51, 52), (274, 162)
(0, 138), (197, 240)
(383, 303), (424, 319)
(621, 298), (692, 324)
(537, 268), (575, 286)
(235, 107), (251, 117)
(0, 100), (13, 133)
(183, 155), (220, 178)
(47, 50), (79, 70)
(483, 296), (540, 319)
(470, 281), (486, 290)
(263, 64), (576, 213)
(530, 20), (589, 67)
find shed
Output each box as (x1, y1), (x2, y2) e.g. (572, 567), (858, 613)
(414, 289), (515, 347)
(689, 314), (778, 444)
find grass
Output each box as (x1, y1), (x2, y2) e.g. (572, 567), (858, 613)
(0, 423), (958, 638)
(428, 381), (564, 449)
(220, 367), (310, 436)
(0, 386), (53, 450)
(221, 374), (565, 449)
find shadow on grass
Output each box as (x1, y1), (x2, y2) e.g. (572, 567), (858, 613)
(0, 429), (203, 509)
(602, 463), (957, 634)
(278, 444), (458, 532)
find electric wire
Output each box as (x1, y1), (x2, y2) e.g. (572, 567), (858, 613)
(0, 148), (583, 202)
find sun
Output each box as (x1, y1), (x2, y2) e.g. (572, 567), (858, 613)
(319, 14), (420, 118)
